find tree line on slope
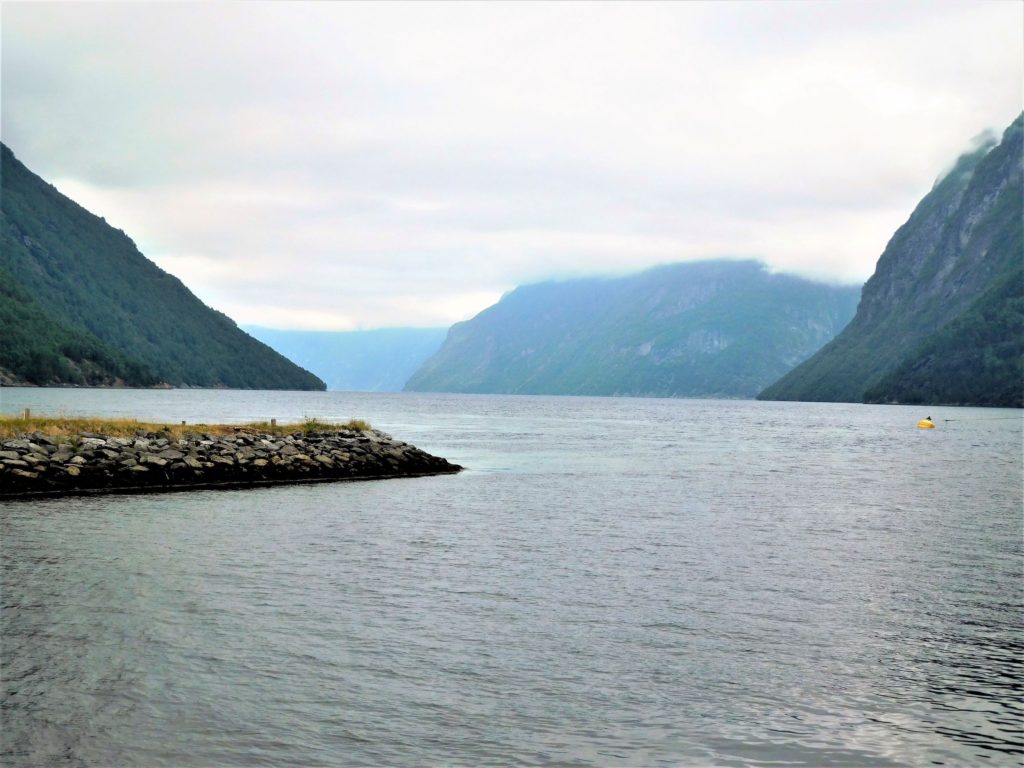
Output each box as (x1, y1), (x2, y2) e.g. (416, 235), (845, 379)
(864, 269), (1024, 407)
(1, 144), (324, 390)
(0, 268), (158, 386)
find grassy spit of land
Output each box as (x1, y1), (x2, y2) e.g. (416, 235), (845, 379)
(0, 415), (372, 441)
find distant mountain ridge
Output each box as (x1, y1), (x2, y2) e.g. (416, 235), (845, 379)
(1, 143), (324, 389)
(244, 326), (447, 392)
(759, 114), (1023, 407)
(405, 260), (860, 398)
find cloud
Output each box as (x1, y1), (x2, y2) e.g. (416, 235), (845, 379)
(3, 1), (1022, 329)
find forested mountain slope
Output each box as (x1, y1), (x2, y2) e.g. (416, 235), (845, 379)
(0, 267), (155, 386)
(1, 144), (324, 389)
(406, 260), (859, 399)
(864, 268), (1023, 407)
(759, 114), (1023, 406)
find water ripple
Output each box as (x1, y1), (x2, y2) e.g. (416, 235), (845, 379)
(2, 392), (1021, 766)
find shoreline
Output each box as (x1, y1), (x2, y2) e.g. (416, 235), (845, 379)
(1, 469), (459, 501)
(0, 422), (462, 499)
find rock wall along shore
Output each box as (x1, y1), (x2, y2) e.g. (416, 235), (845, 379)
(0, 428), (461, 498)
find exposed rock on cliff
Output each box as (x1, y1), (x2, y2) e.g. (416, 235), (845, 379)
(759, 114), (1023, 406)
(406, 260), (859, 399)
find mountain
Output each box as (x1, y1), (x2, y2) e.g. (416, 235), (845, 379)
(0, 267), (155, 386)
(1, 143), (324, 389)
(405, 260), (859, 398)
(243, 326), (447, 391)
(759, 114), (1023, 407)
(863, 268), (1023, 407)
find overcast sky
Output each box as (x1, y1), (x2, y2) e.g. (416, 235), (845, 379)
(3, 1), (1022, 330)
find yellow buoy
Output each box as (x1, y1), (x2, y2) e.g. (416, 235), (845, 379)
(918, 418), (935, 429)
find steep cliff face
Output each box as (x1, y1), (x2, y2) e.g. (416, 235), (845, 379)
(759, 114), (1023, 405)
(864, 268), (1023, 407)
(1, 144), (325, 389)
(405, 260), (859, 398)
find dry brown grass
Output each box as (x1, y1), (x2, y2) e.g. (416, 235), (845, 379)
(0, 415), (372, 440)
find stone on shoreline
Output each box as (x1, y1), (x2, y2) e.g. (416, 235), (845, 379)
(0, 427), (462, 498)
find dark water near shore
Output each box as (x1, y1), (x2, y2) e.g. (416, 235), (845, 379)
(2, 388), (1022, 766)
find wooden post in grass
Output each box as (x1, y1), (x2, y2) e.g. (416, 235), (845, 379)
(23, 408), (30, 420)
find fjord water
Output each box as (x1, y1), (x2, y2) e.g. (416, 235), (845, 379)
(1, 389), (1021, 767)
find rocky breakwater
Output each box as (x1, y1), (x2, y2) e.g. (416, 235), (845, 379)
(0, 427), (462, 498)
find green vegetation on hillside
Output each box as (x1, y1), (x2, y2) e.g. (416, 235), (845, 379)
(406, 260), (860, 398)
(0, 268), (158, 386)
(865, 270), (1024, 407)
(758, 114), (1023, 407)
(1, 143), (324, 390)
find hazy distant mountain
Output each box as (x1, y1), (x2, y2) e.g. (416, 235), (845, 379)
(0, 143), (324, 389)
(244, 326), (447, 392)
(405, 260), (859, 399)
(759, 114), (1023, 407)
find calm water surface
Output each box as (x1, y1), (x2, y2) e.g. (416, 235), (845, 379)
(1, 388), (1021, 766)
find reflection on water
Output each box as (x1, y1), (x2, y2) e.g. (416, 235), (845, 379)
(1, 389), (1022, 766)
